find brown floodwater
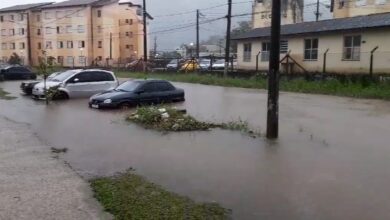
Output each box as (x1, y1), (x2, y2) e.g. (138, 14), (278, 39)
(1, 80), (390, 220)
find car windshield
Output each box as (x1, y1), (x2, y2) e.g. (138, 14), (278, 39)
(51, 70), (77, 82)
(116, 81), (141, 92)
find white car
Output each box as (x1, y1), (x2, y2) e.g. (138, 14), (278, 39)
(211, 59), (238, 70)
(32, 69), (119, 99)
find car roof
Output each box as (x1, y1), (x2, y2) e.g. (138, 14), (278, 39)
(131, 79), (170, 83)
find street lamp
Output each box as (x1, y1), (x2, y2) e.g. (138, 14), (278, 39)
(189, 42), (194, 58)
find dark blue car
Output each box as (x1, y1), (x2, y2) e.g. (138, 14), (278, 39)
(89, 79), (185, 109)
(0, 66), (36, 81)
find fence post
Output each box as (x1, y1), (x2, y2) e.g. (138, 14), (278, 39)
(286, 55), (289, 75)
(256, 51), (261, 72)
(210, 55), (214, 71)
(323, 49), (329, 73)
(370, 46), (379, 77)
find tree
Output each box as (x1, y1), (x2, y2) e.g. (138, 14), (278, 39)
(37, 51), (57, 105)
(231, 21), (252, 53)
(8, 53), (22, 65)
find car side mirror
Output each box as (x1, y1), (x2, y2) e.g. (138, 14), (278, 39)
(73, 78), (80, 83)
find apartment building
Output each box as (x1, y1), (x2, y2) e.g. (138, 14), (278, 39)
(332, 0), (390, 19)
(0, 2), (53, 65)
(252, 0), (303, 28)
(0, 0), (145, 67)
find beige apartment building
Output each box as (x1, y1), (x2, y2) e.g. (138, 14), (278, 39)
(234, 13), (390, 74)
(252, 0), (303, 28)
(333, 0), (390, 18)
(0, 0), (145, 67)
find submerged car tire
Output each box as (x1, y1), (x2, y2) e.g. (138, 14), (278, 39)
(53, 91), (69, 100)
(119, 102), (132, 110)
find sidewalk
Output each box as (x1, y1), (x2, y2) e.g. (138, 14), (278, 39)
(0, 117), (110, 220)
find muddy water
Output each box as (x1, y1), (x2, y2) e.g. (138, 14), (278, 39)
(1, 80), (390, 220)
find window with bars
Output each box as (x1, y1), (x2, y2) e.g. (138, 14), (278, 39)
(343, 35), (361, 61)
(261, 42), (271, 62)
(243, 43), (252, 62)
(280, 40), (288, 54)
(304, 38), (318, 61)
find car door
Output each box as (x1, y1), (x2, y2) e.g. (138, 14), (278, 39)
(65, 72), (94, 98)
(138, 82), (159, 104)
(155, 82), (173, 103)
(93, 71), (116, 94)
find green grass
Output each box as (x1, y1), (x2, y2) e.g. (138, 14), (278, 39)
(0, 88), (16, 100)
(90, 170), (230, 220)
(115, 71), (390, 100)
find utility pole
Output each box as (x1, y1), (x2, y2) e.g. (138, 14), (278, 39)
(26, 13), (32, 66)
(196, 9), (200, 59)
(224, 0), (232, 77)
(266, 0), (282, 139)
(316, 0), (320, 21)
(153, 36), (157, 57)
(143, 0), (148, 72)
(109, 32), (112, 59)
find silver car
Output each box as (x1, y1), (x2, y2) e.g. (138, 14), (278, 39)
(32, 69), (119, 99)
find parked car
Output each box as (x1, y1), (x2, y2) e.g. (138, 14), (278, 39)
(20, 72), (63, 95)
(211, 59), (238, 70)
(199, 59), (211, 70)
(166, 59), (179, 71)
(89, 79), (185, 109)
(0, 66), (36, 81)
(32, 69), (118, 100)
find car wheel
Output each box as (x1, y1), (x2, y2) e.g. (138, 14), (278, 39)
(119, 102), (132, 110)
(53, 91), (69, 100)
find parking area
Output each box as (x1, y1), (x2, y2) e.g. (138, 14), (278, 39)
(1, 79), (390, 220)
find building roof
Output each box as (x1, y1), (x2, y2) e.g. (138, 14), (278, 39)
(232, 12), (390, 40)
(0, 2), (53, 12)
(40, 0), (104, 9)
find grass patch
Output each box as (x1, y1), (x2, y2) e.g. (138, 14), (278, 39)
(0, 88), (16, 100)
(127, 106), (260, 137)
(90, 170), (230, 220)
(115, 71), (390, 100)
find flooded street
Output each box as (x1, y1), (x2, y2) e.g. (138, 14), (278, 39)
(1, 80), (390, 220)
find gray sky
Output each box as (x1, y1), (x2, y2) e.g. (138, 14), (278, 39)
(1, 0), (331, 50)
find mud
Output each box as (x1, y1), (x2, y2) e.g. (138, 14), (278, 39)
(1, 80), (390, 220)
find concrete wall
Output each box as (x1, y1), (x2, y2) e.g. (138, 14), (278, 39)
(236, 28), (390, 74)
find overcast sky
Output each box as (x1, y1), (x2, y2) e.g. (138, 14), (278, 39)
(1, 0), (331, 50)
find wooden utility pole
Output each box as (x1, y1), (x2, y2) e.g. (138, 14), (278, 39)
(196, 9), (200, 59)
(153, 36), (157, 56)
(266, 0), (281, 139)
(224, 0), (232, 77)
(109, 32), (112, 59)
(143, 0), (148, 72)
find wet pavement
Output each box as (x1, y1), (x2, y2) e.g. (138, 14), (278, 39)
(1, 80), (390, 220)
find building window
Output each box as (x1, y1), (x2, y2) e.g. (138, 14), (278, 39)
(97, 26), (102, 33)
(19, 42), (25, 49)
(125, 19), (133, 24)
(46, 41), (52, 49)
(77, 25), (85, 33)
(36, 14), (41, 22)
(98, 41), (102, 48)
(1, 29), (6, 36)
(9, 15), (14, 21)
(9, 29), (15, 36)
(67, 56), (74, 65)
(57, 26), (63, 34)
(1, 43), (7, 50)
(243, 43), (252, 62)
(78, 41), (85, 48)
(66, 25), (72, 33)
(97, 10), (102, 17)
(355, 0), (367, 6)
(57, 41), (64, 49)
(19, 28), (25, 35)
(46, 27), (52, 34)
(57, 56), (64, 64)
(38, 42), (42, 49)
(280, 40), (288, 54)
(261, 42), (271, 62)
(18, 14), (24, 21)
(10, 43), (16, 50)
(304, 38), (318, 60)
(97, 56), (102, 61)
(343, 35), (361, 61)
(37, 28), (41, 35)
(0, 16), (3, 22)
(67, 41), (73, 49)
(339, 0), (345, 8)
(44, 12), (52, 19)
(79, 56), (86, 64)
